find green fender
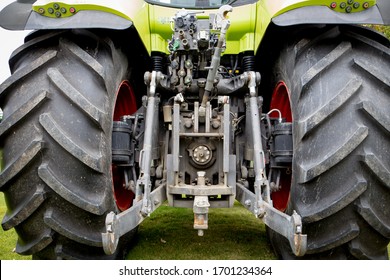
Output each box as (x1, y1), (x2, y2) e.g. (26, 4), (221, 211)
(0, 0), (151, 52)
(267, 0), (390, 26)
(0, 0), (144, 30)
(255, 0), (389, 51)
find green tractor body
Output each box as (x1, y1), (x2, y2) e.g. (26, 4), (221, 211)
(0, 0), (389, 259)
(1, 1), (389, 53)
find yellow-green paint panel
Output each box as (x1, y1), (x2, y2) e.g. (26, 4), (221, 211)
(31, 0), (378, 55)
(148, 3), (257, 54)
(255, 0), (376, 54)
(32, 1), (140, 20)
(262, 0), (376, 17)
(33, 1), (152, 53)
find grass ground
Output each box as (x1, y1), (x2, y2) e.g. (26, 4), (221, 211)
(126, 202), (276, 260)
(0, 194), (30, 260)
(1, 193), (389, 260)
(0, 193), (275, 260)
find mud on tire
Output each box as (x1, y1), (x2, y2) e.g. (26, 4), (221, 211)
(0, 30), (136, 259)
(267, 25), (390, 259)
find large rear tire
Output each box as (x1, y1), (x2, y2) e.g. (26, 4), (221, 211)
(268, 25), (390, 259)
(0, 30), (138, 259)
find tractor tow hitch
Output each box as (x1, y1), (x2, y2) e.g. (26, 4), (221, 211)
(193, 172), (210, 237)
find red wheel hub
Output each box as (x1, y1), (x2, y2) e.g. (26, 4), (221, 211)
(270, 82), (292, 212)
(270, 82), (292, 122)
(112, 81), (137, 211)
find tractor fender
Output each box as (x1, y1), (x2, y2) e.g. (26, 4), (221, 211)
(272, 1), (390, 26)
(0, 1), (140, 30)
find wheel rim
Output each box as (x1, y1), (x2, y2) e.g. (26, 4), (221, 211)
(270, 82), (292, 122)
(112, 81), (137, 211)
(270, 82), (292, 212)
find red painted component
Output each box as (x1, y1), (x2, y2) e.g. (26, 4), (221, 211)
(330, 2), (337, 9)
(112, 81), (138, 211)
(269, 81), (292, 212)
(272, 171), (291, 212)
(113, 81), (137, 121)
(270, 82), (292, 122)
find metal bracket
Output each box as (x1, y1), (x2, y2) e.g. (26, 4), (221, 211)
(102, 183), (166, 255)
(262, 204), (307, 257)
(213, 5), (233, 30)
(193, 195), (210, 237)
(192, 171), (210, 237)
(236, 183), (307, 256)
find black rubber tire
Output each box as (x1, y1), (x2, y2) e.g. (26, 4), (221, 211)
(267, 25), (390, 259)
(0, 30), (136, 259)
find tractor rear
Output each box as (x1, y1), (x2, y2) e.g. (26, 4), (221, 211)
(0, 0), (389, 259)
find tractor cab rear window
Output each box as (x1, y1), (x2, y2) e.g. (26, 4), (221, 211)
(145, 0), (258, 9)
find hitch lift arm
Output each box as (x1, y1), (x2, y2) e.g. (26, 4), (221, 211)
(102, 71), (166, 255)
(236, 71), (307, 257)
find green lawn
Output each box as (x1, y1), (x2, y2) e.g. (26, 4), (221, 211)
(1, 193), (389, 260)
(0, 193), (275, 260)
(126, 202), (276, 260)
(0, 194), (31, 260)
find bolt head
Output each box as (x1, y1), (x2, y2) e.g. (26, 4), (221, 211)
(184, 120), (193, 128)
(212, 120), (220, 129)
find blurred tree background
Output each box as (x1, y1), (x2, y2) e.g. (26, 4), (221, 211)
(369, 25), (390, 38)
